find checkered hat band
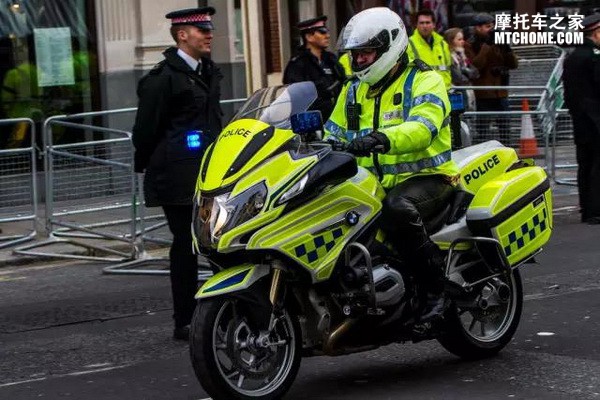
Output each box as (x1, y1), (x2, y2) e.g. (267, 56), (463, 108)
(172, 14), (211, 24)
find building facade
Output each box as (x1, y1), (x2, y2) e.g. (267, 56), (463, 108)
(1, 0), (598, 149)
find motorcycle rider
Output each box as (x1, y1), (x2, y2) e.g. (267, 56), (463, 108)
(324, 7), (458, 323)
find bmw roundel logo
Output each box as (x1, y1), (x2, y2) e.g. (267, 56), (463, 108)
(345, 211), (360, 226)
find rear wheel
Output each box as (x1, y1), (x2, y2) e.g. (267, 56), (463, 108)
(190, 297), (302, 400)
(438, 269), (523, 360)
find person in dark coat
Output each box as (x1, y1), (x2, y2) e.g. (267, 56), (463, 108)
(464, 13), (518, 144)
(132, 7), (223, 340)
(283, 15), (345, 122)
(562, 13), (600, 225)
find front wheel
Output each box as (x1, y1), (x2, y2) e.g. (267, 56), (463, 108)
(438, 269), (523, 360)
(190, 297), (302, 400)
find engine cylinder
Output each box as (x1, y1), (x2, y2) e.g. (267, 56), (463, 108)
(372, 264), (405, 307)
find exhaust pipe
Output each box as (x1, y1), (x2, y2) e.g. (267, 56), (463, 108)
(323, 319), (357, 355)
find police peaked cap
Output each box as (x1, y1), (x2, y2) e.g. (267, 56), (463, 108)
(582, 14), (600, 31)
(165, 7), (216, 30)
(472, 13), (495, 26)
(297, 15), (328, 32)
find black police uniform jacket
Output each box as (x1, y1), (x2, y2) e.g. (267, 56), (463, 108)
(283, 47), (345, 121)
(132, 47), (223, 207)
(563, 38), (600, 144)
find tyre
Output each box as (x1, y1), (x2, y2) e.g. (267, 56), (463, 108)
(438, 269), (523, 360)
(190, 296), (302, 400)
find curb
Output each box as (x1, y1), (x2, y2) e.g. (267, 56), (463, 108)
(0, 242), (169, 269)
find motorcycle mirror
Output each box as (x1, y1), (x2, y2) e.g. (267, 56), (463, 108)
(290, 111), (323, 138)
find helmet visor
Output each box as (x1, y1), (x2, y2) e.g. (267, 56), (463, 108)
(342, 29), (389, 51)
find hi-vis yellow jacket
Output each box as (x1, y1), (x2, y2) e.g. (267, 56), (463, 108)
(406, 31), (452, 89)
(324, 64), (458, 189)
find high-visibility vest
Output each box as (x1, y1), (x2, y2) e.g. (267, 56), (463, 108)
(324, 65), (458, 189)
(406, 31), (452, 89)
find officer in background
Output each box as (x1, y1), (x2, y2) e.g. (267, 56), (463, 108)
(283, 16), (345, 122)
(406, 8), (452, 90)
(132, 7), (223, 340)
(1, 60), (43, 148)
(324, 8), (458, 325)
(562, 13), (600, 225)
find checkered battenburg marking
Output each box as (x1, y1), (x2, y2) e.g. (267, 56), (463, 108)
(172, 14), (211, 23)
(504, 208), (547, 256)
(294, 227), (344, 264)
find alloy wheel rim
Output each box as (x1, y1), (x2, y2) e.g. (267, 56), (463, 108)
(211, 300), (296, 396)
(457, 273), (517, 342)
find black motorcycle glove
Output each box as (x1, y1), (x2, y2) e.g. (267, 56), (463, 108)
(346, 131), (391, 157)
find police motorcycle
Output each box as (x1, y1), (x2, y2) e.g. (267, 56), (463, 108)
(189, 82), (553, 400)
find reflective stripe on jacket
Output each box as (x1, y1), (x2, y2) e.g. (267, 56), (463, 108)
(406, 31), (452, 89)
(324, 65), (458, 189)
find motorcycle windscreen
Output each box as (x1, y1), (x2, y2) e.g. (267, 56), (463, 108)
(231, 81), (318, 129)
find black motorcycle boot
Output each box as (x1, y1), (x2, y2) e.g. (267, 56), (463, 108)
(414, 241), (449, 323)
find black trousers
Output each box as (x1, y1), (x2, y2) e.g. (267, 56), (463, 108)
(475, 98), (510, 144)
(380, 175), (455, 262)
(163, 205), (198, 328)
(572, 117), (600, 221)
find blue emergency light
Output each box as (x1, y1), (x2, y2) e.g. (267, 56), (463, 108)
(186, 131), (202, 150)
(290, 111), (323, 135)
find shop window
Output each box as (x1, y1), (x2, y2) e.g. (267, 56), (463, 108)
(0, 0), (97, 149)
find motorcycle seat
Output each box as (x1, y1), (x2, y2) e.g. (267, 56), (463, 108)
(424, 190), (472, 234)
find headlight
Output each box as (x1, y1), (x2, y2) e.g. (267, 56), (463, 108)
(192, 182), (267, 250)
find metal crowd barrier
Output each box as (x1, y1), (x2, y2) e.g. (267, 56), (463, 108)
(453, 85), (551, 155)
(13, 109), (141, 261)
(501, 45), (575, 186)
(0, 118), (38, 249)
(511, 45), (564, 88)
(551, 109), (576, 186)
(512, 45), (564, 59)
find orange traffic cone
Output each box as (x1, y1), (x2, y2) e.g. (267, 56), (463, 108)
(518, 99), (539, 158)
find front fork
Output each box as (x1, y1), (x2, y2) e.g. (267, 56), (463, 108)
(268, 260), (286, 332)
(268, 267), (284, 331)
(244, 263), (288, 350)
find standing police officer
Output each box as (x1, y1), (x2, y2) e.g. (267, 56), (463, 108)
(132, 7), (223, 340)
(283, 15), (345, 121)
(563, 14), (600, 224)
(324, 8), (458, 325)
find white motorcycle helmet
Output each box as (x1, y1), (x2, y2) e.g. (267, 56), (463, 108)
(341, 7), (409, 85)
